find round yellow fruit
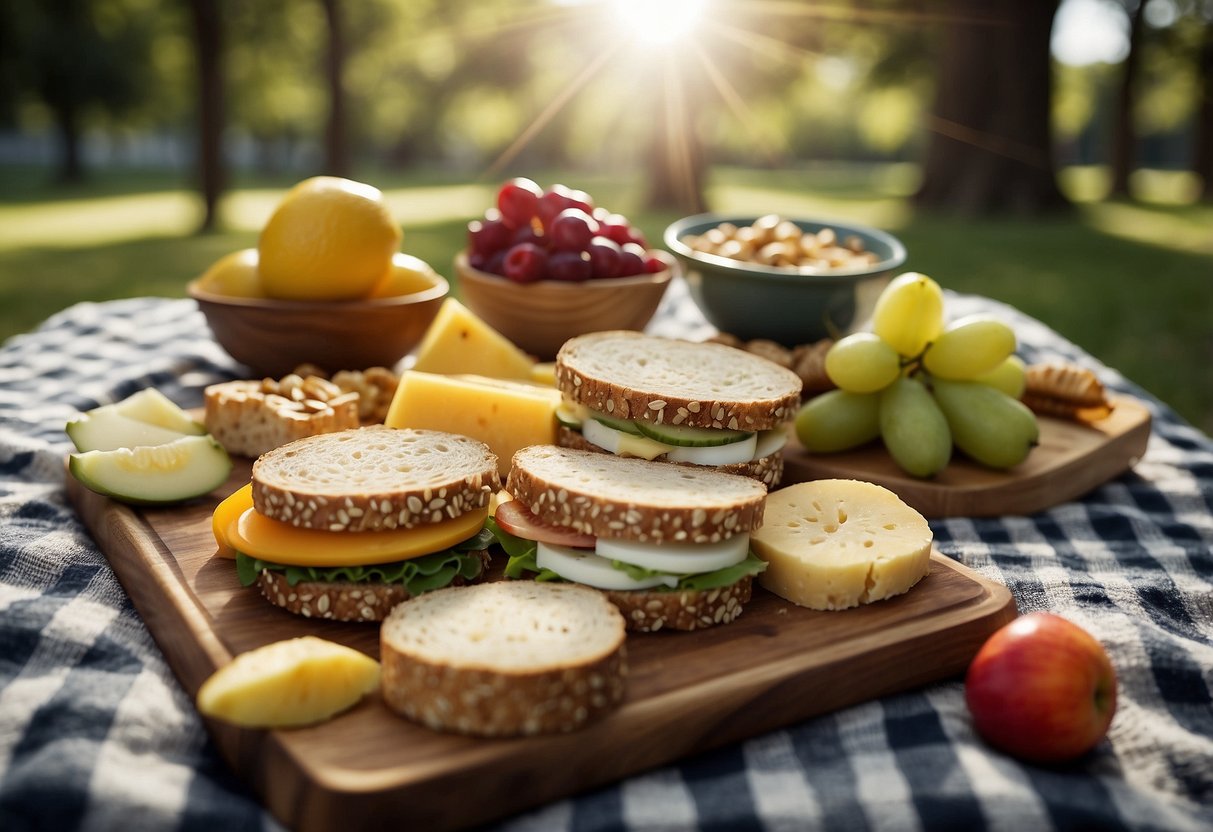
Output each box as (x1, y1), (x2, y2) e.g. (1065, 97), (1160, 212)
(367, 252), (440, 299)
(258, 176), (401, 301)
(194, 248), (264, 298)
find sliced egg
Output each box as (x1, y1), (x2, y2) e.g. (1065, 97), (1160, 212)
(595, 533), (749, 574)
(536, 542), (677, 590)
(665, 434), (757, 466)
(753, 428), (789, 459)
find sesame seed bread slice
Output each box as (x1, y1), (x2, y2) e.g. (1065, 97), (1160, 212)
(252, 426), (500, 532)
(603, 576), (754, 632)
(380, 581), (627, 736)
(255, 549), (492, 623)
(506, 445), (767, 544)
(556, 424), (785, 488)
(555, 331), (803, 431)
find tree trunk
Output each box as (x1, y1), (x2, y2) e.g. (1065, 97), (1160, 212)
(53, 100), (84, 184)
(645, 58), (707, 214)
(1195, 16), (1213, 201)
(188, 0), (224, 233)
(320, 0), (350, 178)
(1109, 0), (1148, 198)
(914, 0), (1069, 215)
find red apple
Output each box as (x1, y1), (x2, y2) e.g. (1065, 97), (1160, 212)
(964, 612), (1117, 764)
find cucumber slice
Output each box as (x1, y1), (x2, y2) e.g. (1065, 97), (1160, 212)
(634, 421), (754, 448)
(555, 405), (584, 430)
(591, 412), (644, 436)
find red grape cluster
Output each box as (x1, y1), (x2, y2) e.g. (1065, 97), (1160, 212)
(467, 178), (668, 283)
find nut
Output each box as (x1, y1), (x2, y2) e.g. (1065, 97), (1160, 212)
(683, 216), (878, 272)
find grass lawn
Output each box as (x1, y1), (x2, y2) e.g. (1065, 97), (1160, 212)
(1, 163), (1210, 436)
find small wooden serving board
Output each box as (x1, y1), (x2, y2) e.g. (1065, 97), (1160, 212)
(68, 464), (1016, 832)
(782, 395), (1151, 518)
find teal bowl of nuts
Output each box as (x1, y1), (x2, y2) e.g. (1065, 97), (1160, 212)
(664, 213), (907, 347)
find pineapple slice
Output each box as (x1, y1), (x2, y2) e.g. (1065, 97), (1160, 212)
(751, 479), (932, 611)
(197, 636), (380, 728)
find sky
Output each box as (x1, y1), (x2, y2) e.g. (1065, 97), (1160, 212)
(1051, 0), (1131, 65)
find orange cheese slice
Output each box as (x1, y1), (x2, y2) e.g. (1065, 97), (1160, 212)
(212, 483), (253, 558)
(213, 483), (489, 567)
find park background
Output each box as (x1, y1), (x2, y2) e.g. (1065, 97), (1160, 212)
(1, 0), (1210, 435)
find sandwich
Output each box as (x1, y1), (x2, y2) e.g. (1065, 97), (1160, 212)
(212, 425), (501, 622)
(490, 444), (769, 631)
(552, 331), (803, 487)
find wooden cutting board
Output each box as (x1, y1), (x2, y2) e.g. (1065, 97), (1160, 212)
(782, 395), (1151, 518)
(68, 465), (1016, 832)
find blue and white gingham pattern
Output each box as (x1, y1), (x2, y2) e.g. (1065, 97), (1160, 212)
(1, 284), (1211, 832)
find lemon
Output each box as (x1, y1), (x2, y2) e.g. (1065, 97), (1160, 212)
(367, 251), (440, 299)
(194, 248), (264, 298)
(258, 176), (402, 301)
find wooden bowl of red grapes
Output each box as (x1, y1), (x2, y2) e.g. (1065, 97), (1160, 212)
(457, 177), (674, 359)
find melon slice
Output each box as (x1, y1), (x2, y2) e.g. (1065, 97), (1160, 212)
(112, 388), (205, 435)
(67, 388), (204, 452)
(69, 434), (232, 505)
(751, 479), (933, 610)
(196, 636), (381, 728)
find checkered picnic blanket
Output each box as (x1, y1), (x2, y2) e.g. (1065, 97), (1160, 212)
(1, 281), (1211, 831)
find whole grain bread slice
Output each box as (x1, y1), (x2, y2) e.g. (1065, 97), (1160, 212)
(506, 445), (767, 544)
(555, 424), (785, 488)
(603, 576), (755, 632)
(252, 426), (500, 532)
(254, 549), (492, 623)
(555, 331), (803, 431)
(380, 581), (627, 737)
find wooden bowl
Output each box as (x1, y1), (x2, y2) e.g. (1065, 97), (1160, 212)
(188, 277), (449, 377)
(454, 251), (673, 360)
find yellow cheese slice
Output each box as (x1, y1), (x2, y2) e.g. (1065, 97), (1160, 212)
(384, 371), (561, 478)
(530, 361), (557, 386)
(751, 479), (932, 611)
(197, 636), (380, 728)
(215, 484), (488, 567)
(410, 298), (535, 378)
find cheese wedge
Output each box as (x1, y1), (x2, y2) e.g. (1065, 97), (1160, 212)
(751, 479), (932, 610)
(410, 298), (535, 378)
(385, 371), (561, 478)
(197, 636), (380, 728)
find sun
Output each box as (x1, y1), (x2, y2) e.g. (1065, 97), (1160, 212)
(611, 0), (709, 46)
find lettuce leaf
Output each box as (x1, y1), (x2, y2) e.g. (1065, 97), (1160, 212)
(485, 517), (563, 581)
(485, 517), (766, 591)
(234, 526), (494, 597)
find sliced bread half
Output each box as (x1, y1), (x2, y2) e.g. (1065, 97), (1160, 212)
(251, 426), (500, 532)
(555, 331), (803, 431)
(380, 581), (627, 736)
(506, 445), (767, 544)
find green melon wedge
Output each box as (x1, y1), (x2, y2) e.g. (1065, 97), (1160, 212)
(69, 435), (232, 505)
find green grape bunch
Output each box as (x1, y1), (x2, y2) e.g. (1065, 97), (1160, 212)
(795, 272), (1039, 478)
